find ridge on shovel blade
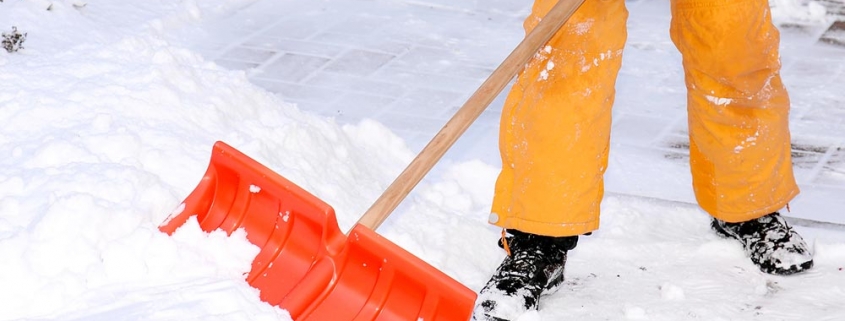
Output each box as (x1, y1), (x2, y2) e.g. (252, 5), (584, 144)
(159, 141), (476, 320)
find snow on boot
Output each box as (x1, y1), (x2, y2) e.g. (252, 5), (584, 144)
(711, 212), (813, 275)
(473, 230), (578, 321)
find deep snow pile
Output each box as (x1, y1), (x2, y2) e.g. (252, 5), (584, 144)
(0, 1), (407, 319)
(1, 0), (844, 320)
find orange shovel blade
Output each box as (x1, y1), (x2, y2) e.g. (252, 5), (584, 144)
(288, 224), (476, 320)
(159, 141), (347, 307)
(158, 142), (476, 320)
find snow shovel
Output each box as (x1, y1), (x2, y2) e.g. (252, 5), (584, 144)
(158, 0), (586, 319)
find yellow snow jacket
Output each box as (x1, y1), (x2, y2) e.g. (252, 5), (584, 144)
(490, 0), (798, 236)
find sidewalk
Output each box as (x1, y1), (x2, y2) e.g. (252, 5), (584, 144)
(181, 0), (531, 161)
(178, 0), (845, 224)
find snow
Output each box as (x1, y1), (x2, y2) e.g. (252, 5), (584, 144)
(1, 0), (844, 320)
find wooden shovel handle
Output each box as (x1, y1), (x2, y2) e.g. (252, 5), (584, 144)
(356, 0), (587, 230)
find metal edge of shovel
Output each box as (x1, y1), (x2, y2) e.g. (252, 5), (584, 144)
(158, 0), (587, 319)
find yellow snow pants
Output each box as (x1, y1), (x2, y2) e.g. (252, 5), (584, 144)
(490, 0), (798, 236)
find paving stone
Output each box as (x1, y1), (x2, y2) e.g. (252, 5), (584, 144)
(220, 46), (277, 63)
(391, 46), (495, 79)
(378, 111), (447, 138)
(783, 60), (841, 84)
(214, 59), (261, 71)
(324, 16), (394, 36)
(266, 18), (326, 40)
(323, 49), (396, 76)
(390, 88), (463, 117)
(322, 93), (397, 122)
(816, 147), (845, 185)
(305, 73), (408, 98)
(819, 20), (845, 47)
(448, 123), (501, 163)
(790, 143), (845, 187)
(255, 53), (331, 82)
(309, 32), (413, 55)
(250, 79), (343, 106)
(244, 38), (346, 58)
(437, 93), (504, 122)
(792, 144), (829, 170)
(374, 65), (481, 93)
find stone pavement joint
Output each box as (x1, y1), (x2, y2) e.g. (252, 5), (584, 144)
(820, 20), (845, 46)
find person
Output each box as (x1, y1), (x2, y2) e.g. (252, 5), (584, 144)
(473, 0), (815, 319)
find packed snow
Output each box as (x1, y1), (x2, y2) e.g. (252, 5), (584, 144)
(1, 0), (844, 320)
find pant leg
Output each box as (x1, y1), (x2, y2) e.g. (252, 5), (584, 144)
(490, 0), (628, 236)
(670, 0), (799, 222)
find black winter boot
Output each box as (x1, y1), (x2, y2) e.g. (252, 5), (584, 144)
(472, 230), (578, 321)
(711, 212), (813, 275)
